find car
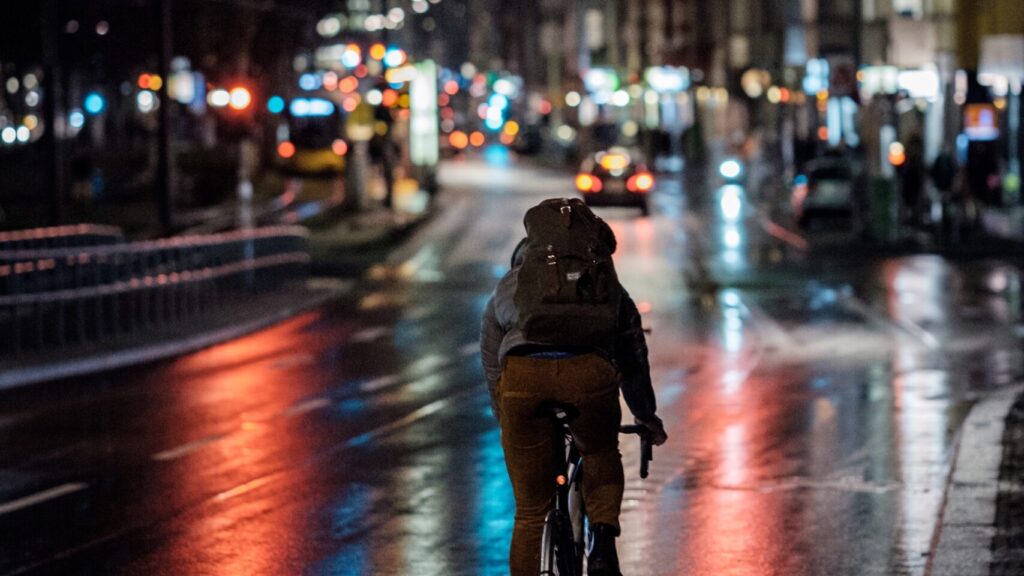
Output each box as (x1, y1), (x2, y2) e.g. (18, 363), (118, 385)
(791, 158), (860, 229)
(575, 147), (654, 215)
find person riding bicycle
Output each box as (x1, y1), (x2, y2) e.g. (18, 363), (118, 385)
(480, 199), (668, 576)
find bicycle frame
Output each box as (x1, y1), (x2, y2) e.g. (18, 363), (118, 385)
(539, 411), (652, 576)
(541, 420), (586, 576)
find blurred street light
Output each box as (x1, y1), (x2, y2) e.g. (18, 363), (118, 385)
(228, 87), (252, 110)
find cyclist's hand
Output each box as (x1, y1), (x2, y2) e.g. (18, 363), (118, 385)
(636, 415), (668, 446)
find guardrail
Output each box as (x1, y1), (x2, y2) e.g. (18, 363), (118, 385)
(0, 224), (124, 251)
(0, 226), (309, 361)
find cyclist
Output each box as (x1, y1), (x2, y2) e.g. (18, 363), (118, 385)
(480, 207), (668, 576)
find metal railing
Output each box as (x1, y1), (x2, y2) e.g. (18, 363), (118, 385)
(0, 224), (124, 251)
(0, 226), (310, 361)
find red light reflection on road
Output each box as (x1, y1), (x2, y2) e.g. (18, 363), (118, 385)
(141, 311), (332, 573)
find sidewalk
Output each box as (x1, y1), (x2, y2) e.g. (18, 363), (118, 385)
(931, 385), (1024, 575)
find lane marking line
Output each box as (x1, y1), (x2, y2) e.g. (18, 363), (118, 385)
(284, 397), (332, 417)
(840, 294), (940, 350)
(152, 433), (230, 462)
(0, 483), (88, 517)
(360, 374), (402, 393)
(345, 391), (471, 448)
(759, 217), (809, 251)
(350, 326), (392, 344)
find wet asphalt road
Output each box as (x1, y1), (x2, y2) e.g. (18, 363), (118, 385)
(2, 148), (1023, 575)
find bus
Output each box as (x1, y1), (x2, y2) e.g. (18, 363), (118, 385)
(276, 97), (349, 175)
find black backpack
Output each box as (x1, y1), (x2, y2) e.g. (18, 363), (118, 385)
(513, 198), (622, 348)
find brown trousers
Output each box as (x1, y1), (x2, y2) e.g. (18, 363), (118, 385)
(497, 353), (624, 576)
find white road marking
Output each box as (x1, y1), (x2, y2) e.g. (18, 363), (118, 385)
(759, 216), (809, 251)
(0, 483), (88, 516)
(345, 393), (464, 447)
(386, 197), (471, 267)
(152, 433), (230, 461)
(360, 374), (402, 393)
(716, 476), (902, 495)
(407, 353), (450, 376)
(404, 306), (433, 321)
(215, 474), (281, 503)
(840, 294), (941, 350)
(271, 353), (315, 370)
(736, 293), (795, 349)
(306, 277), (355, 293)
(284, 397), (332, 417)
(350, 326), (392, 343)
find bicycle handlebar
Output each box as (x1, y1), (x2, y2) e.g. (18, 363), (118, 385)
(618, 425), (653, 479)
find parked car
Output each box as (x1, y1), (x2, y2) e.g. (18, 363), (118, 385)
(575, 147), (654, 215)
(791, 158), (860, 229)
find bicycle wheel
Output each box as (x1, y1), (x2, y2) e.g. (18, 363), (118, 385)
(539, 510), (580, 576)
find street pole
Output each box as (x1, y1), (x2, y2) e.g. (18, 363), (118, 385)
(156, 0), (175, 234)
(1008, 81), (1021, 205)
(41, 0), (66, 226)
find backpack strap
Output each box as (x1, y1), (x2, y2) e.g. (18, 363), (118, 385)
(559, 199), (573, 228)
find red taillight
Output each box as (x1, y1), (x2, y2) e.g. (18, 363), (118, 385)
(576, 173), (602, 193)
(277, 141), (296, 159)
(627, 173), (654, 193)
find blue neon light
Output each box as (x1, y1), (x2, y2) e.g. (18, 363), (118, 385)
(84, 92), (105, 115)
(289, 98), (335, 117)
(267, 96), (285, 114)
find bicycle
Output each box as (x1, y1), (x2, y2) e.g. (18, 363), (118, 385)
(539, 407), (653, 576)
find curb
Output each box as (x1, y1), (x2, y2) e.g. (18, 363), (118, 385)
(0, 286), (347, 392)
(928, 384), (1024, 576)
(308, 205), (438, 274)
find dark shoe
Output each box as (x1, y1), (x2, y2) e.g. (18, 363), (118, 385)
(587, 523), (621, 576)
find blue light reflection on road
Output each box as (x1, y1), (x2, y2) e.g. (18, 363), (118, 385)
(314, 483), (373, 575)
(473, 427), (515, 575)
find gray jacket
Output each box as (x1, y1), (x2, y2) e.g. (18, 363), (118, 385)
(479, 255), (657, 422)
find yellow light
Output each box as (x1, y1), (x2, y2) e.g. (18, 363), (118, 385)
(504, 120), (520, 136)
(398, 94), (410, 108)
(766, 86), (781, 104)
(994, 98), (1007, 110)
(599, 153), (630, 171)
(149, 75), (163, 92)
(23, 114), (38, 130)
(816, 90), (829, 102)
(370, 43), (386, 60)
(449, 131), (469, 149)
(888, 141), (906, 166)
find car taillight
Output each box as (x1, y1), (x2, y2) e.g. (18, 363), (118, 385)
(627, 173), (654, 193)
(576, 174), (602, 193)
